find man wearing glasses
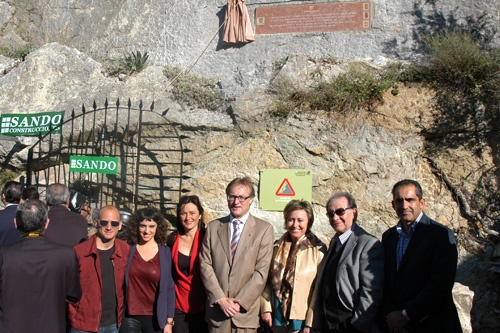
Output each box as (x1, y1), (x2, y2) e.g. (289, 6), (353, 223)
(200, 176), (274, 333)
(69, 205), (130, 333)
(308, 192), (384, 333)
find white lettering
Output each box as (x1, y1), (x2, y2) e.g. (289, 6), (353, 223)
(10, 117), (19, 127)
(71, 158), (118, 171)
(19, 117), (30, 127)
(51, 114), (63, 125)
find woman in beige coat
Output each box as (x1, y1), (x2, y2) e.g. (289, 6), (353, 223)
(261, 200), (327, 333)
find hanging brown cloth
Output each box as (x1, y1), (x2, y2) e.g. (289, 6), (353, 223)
(223, 0), (255, 44)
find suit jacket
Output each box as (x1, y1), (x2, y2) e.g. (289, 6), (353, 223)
(200, 214), (274, 329)
(381, 213), (461, 332)
(44, 205), (88, 246)
(310, 224), (384, 333)
(0, 236), (81, 332)
(0, 204), (21, 246)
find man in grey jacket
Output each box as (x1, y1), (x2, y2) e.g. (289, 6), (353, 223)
(310, 192), (384, 333)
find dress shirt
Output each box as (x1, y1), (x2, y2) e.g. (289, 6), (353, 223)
(229, 212), (250, 241)
(335, 223), (356, 252)
(396, 211), (423, 270)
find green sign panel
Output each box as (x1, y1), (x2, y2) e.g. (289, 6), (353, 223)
(70, 156), (119, 174)
(0, 111), (65, 136)
(259, 169), (312, 211)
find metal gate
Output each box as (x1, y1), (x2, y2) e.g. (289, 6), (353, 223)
(26, 99), (190, 216)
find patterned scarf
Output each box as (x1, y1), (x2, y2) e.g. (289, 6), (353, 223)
(271, 233), (311, 319)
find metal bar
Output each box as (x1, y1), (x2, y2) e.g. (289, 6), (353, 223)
(134, 99), (144, 212)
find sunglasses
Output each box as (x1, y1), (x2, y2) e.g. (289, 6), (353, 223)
(98, 220), (120, 227)
(326, 208), (352, 218)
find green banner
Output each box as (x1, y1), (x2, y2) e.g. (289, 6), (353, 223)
(70, 156), (119, 174)
(0, 111), (65, 136)
(259, 169), (312, 211)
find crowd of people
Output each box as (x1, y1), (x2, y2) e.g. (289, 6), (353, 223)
(0, 177), (462, 333)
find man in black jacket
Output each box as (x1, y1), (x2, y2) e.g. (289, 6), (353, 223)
(44, 183), (88, 246)
(0, 199), (81, 332)
(0, 180), (22, 246)
(382, 179), (461, 333)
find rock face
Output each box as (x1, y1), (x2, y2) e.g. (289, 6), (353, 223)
(453, 283), (474, 333)
(0, 0), (498, 99)
(1, 44), (498, 331)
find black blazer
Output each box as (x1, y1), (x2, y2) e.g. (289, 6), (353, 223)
(44, 205), (88, 246)
(0, 204), (21, 246)
(0, 237), (81, 332)
(381, 213), (462, 332)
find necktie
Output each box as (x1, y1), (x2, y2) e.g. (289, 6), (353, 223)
(230, 219), (241, 261)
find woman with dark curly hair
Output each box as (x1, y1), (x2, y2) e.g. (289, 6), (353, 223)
(167, 195), (208, 333)
(120, 207), (175, 333)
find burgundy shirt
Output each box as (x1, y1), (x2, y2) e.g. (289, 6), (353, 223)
(126, 250), (160, 315)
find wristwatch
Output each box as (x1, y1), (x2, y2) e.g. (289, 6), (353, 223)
(402, 309), (410, 321)
(166, 320), (175, 326)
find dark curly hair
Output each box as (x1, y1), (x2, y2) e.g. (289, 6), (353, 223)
(175, 195), (206, 235)
(127, 207), (170, 245)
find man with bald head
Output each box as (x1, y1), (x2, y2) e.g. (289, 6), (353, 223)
(69, 205), (130, 333)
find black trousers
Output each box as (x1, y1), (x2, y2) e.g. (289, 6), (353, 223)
(173, 308), (208, 333)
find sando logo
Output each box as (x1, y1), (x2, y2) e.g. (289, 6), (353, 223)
(70, 156), (119, 175)
(0, 111), (65, 136)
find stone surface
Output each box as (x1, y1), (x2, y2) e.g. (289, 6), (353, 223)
(0, 1), (498, 329)
(453, 283), (474, 333)
(0, 0), (498, 99)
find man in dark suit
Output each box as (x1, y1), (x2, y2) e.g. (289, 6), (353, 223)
(0, 180), (22, 246)
(43, 183), (88, 246)
(309, 191), (384, 333)
(200, 176), (274, 333)
(382, 179), (461, 333)
(0, 199), (81, 332)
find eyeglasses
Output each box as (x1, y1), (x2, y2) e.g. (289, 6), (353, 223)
(98, 220), (120, 227)
(227, 195), (251, 203)
(326, 208), (352, 218)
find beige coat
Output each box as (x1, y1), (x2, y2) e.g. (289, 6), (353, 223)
(261, 233), (327, 323)
(200, 214), (274, 329)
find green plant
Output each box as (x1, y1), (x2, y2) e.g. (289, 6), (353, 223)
(420, 31), (499, 132)
(268, 63), (398, 116)
(107, 51), (150, 76)
(0, 45), (33, 60)
(423, 31), (496, 94)
(0, 169), (18, 187)
(163, 66), (223, 111)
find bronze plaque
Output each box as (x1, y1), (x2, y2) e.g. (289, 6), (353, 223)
(255, 2), (372, 34)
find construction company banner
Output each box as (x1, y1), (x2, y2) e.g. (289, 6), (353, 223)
(259, 169), (312, 211)
(69, 156), (119, 175)
(0, 111), (65, 136)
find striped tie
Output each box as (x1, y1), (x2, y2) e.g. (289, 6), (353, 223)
(230, 219), (241, 261)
